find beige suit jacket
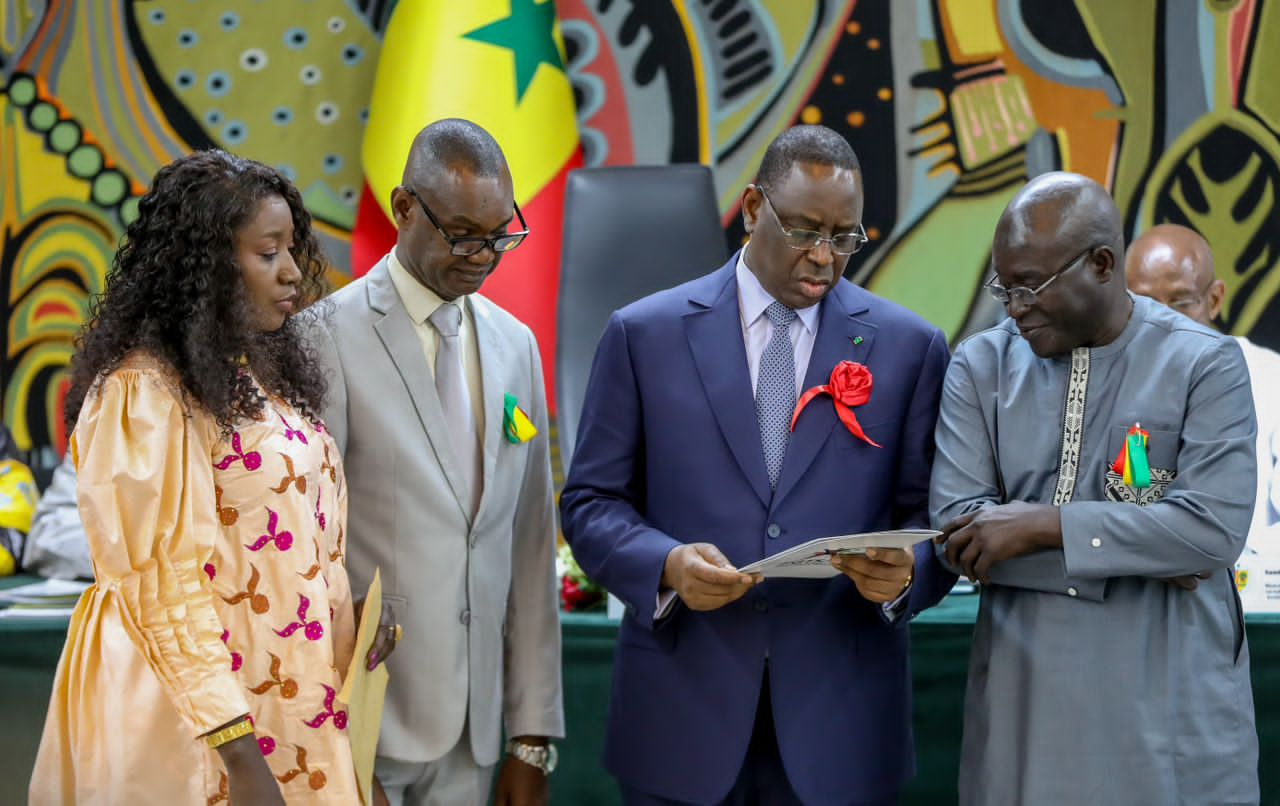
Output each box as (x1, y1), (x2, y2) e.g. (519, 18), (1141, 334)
(301, 256), (564, 764)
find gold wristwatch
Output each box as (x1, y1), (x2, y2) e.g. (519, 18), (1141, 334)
(505, 738), (558, 775)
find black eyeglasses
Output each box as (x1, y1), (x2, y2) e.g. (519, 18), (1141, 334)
(403, 186), (529, 256)
(985, 245), (1098, 307)
(758, 188), (868, 255)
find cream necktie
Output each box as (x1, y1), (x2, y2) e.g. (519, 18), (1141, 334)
(428, 303), (481, 516)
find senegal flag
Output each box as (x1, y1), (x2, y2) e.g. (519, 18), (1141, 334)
(354, 0), (582, 414)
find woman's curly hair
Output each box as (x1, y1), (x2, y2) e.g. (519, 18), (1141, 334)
(65, 150), (329, 432)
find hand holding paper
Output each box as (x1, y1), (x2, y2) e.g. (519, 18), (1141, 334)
(340, 569), (394, 805)
(662, 543), (759, 611)
(831, 546), (915, 603)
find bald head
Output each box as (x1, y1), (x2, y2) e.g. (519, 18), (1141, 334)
(1125, 224), (1222, 327)
(989, 172), (1132, 357)
(390, 118), (518, 301)
(402, 118), (509, 186)
(997, 172), (1124, 259)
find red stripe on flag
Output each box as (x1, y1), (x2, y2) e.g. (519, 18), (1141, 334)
(351, 181), (398, 279)
(479, 149), (583, 416)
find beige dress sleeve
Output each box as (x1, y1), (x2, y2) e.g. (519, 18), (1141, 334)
(72, 366), (250, 735)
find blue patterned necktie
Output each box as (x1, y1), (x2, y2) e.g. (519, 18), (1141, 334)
(756, 301), (798, 489)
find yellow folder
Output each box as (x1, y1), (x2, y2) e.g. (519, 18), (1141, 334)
(339, 569), (391, 805)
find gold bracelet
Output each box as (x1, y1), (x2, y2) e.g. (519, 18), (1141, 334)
(205, 718), (254, 749)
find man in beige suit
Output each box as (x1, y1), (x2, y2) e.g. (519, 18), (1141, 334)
(303, 119), (563, 806)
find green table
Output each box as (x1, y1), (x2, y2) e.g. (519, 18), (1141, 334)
(3, 578), (1277, 805)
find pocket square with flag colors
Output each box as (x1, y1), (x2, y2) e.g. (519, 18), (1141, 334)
(503, 393), (538, 444)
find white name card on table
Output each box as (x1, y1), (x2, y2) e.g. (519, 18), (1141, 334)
(1236, 552), (1280, 613)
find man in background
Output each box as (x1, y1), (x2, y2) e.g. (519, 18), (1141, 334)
(1127, 223), (1280, 556)
(21, 453), (92, 580)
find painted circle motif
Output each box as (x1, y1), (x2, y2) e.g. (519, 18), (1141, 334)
(8, 75), (37, 106)
(315, 102), (338, 124)
(92, 171), (129, 206)
(69, 144), (103, 178)
(49, 120), (81, 153)
(29, 102), (58, 132)
(241, 49), (268, 72)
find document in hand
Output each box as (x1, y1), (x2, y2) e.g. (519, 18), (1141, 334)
(339, 569), (391, 805)
(737, 529), (940, 579)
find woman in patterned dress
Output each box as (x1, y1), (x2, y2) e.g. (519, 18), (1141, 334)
(30, 151), (396, 805)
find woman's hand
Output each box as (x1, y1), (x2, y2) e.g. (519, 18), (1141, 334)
(353, 596), (399, 670)
(216, 731), (285, 805)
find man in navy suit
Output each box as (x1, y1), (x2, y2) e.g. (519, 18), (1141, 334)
(560, 126), (955, 805)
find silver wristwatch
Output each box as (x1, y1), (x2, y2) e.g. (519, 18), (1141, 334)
(505, 738), (558, 775)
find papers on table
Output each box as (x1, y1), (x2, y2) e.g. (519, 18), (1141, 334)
(0, 578), (89, 618)
(738, 529), (940, 579)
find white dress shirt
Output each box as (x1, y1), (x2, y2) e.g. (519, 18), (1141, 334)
(387, 248), (485, 440)
(1238, 337), (1280, 555)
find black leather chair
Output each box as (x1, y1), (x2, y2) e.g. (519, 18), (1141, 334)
(556, 164), (728, 467)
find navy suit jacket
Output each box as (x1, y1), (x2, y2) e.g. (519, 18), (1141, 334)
(560, 255), (955, 804)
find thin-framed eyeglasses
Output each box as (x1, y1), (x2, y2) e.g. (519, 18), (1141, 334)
(757, 188), (868, 255)
(403, 186), (529, 256)
(985, 245), (1098, 307)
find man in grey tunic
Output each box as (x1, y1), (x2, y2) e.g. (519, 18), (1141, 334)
(931, 172), (1259, 805)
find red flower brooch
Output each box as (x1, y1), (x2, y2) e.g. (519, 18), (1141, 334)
(790, 360), (881, 447)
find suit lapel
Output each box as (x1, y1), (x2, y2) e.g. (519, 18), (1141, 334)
(366, 261), (474, 525)
(684, 262), (773, 509)
(772, 283), (878, 507)
(470, 296), (507, 522)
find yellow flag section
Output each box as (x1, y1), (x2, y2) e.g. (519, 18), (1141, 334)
(359, 0), (582, 414)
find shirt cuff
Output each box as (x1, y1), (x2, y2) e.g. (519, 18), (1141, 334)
(881, 584), (911, 622)
(655, 588), (678, 620)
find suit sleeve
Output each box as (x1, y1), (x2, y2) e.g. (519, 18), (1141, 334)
(1060, 337), (1257, 579)
(559, 312), (683, 631)
(502, 327), (565, 740)
(929, 343), (1107, 601)
(889, 327), (958, 618)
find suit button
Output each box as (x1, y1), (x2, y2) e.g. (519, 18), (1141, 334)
(470, 534), (478, 548)
(766, 524), (781, 539)
(1067, 587), (1078, 597)
(754, 599), (768, 613)
(460, 609), (471, 626)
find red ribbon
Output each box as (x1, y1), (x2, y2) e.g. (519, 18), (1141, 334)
(790, 360), (881, 448)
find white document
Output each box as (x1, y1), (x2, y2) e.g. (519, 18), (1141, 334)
(738, 529), (940, 579)
(0, 578), (90, 606)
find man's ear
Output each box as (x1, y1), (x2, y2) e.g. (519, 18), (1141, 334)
(390, 186), (414, 228)
(741, 184), (762, 235)
(1093, 245), (1118, 284)
(1207, 278), (1227, 322)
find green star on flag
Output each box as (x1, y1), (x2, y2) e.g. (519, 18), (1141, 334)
(463, 0), (564, 104)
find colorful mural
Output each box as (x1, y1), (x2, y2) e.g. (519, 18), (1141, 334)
(4, 0), (1279, 479)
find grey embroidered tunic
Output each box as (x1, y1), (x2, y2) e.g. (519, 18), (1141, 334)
(931, 294), (1259, 805)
